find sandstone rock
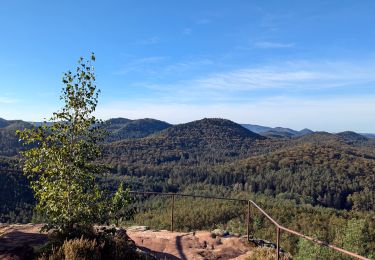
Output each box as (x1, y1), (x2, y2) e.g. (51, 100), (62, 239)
(127, 225), (149, 232)
(211, 228), (229, 237)
(135, 248), (157, 260)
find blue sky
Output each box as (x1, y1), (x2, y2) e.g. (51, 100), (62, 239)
(0, 0), (375, 132)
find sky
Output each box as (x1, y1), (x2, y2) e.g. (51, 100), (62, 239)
(0, 0), (375, 132)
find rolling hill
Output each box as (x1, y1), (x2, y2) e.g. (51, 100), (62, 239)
(1, 116), (375, 222)
(337, 131), (369, 142)
(242, 123), (314, 138)
(104, 118), (268, 167)
(105, 118), (172, 141)
(159, 118), (264, 140)
(0, 119), (33, 157)
(213, 141), (375, 210)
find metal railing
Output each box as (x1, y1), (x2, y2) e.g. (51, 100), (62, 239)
(129, 191), (369, 260)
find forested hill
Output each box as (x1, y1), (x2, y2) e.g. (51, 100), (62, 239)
(1, 116), (375, 223)
(295, 131), (375, 148)
(104, 118), (172, 142)
(0, 118), (32, 156)
(0, 117), (171, 156)
(336, 131), (369, 142)
(101, 123), (375, 211)
(159, 118), (264, 140)
(0, 117), (10, 128)
(212, 142), (375, 211)
(242, 123), (314, 138)
(104, 118), (268, 166)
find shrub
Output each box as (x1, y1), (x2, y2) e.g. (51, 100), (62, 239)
(62, 237), (102, 260)
(101, 229), (138, 259)
(39, 228), (140, 260)
(41, 237), (102, 260)
(246, 247), (292, 260)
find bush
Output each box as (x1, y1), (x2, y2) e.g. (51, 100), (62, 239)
(101, 229), (138, 259)
(62, 237), (102, 260)
(245, 247), (292, 260)
(41, 237), (102, 260)
(39, 228), (140, 260)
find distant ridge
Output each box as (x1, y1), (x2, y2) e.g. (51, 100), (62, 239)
(161, 118), (265, 140)
(105, 118), (267, 167)
(241, 123), (313, 138)
(0, 119), (33, 157)
(0, 116), (373, 146)
(361, 133), (375, 138)
(295, 131), (340, 144)
(105, 118), (171, 141)
(298, 128), (314, 136)
(241, 124), (272, 133)
(106, 117), (132, 127)
(0, 118), (10, 128)
(336, 131), (368, 142)
(0, 119), (32, 130)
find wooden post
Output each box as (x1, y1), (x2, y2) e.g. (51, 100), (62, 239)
(276, 227), (280, 260)
(247, 200), (251, 241)
(171, 194), (175, 232)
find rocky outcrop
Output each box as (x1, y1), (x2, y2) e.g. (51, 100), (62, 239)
(127, 229), (255, 260)
(0, 224), (283, 260)
(0, 224), (47, 260)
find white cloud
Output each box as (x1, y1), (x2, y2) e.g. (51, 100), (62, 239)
(137, 36), (160, 45)
(134, 56), (166, 63)
(113, 56), (166, 75)
(254, 41), (295, 48)
(108, 59), (375, 116)
(208, 60), (375, 90)
(193, 69), (320, 90)
(114, 57), (213, 77)
(182, 28), (192, 35)
(0, 97), (17, 104)
(162, 58), (213, 74)
(98, 59), (375, 132)
(135, 60), (375, 94)
(195, 18), (211, 25)
(96, 96), (375, 132)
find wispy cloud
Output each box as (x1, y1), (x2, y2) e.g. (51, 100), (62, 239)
(205, 60), (375, 91)
(112, 58), (375, 129)
(195, 18), (211, 25)
(135, 56), (166, 63)
(193, 68), (318, 90)
(254, 41), (295, 49)
(0, 97), (17, 104)
(162, 58), (213, 74)
(137, 36), (160, 45)
(139, 60), (375, 94)
(182, 28), (192, 35)
(113, 56), (166, 75)
(96, 95), (375, 132)
(114, 57), (213, 77)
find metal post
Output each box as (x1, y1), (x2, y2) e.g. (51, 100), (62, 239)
(247, 200), (251, 241)
(276, 227), (280, 260)
(171, 194), (175, 232)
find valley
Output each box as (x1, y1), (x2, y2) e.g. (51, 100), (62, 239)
(1, 117), (375, 258)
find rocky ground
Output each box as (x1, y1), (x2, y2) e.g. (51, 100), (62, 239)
(0, 224), (271, 260)
(0, 224), (47, 260)
(127, 226), (255, 259)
